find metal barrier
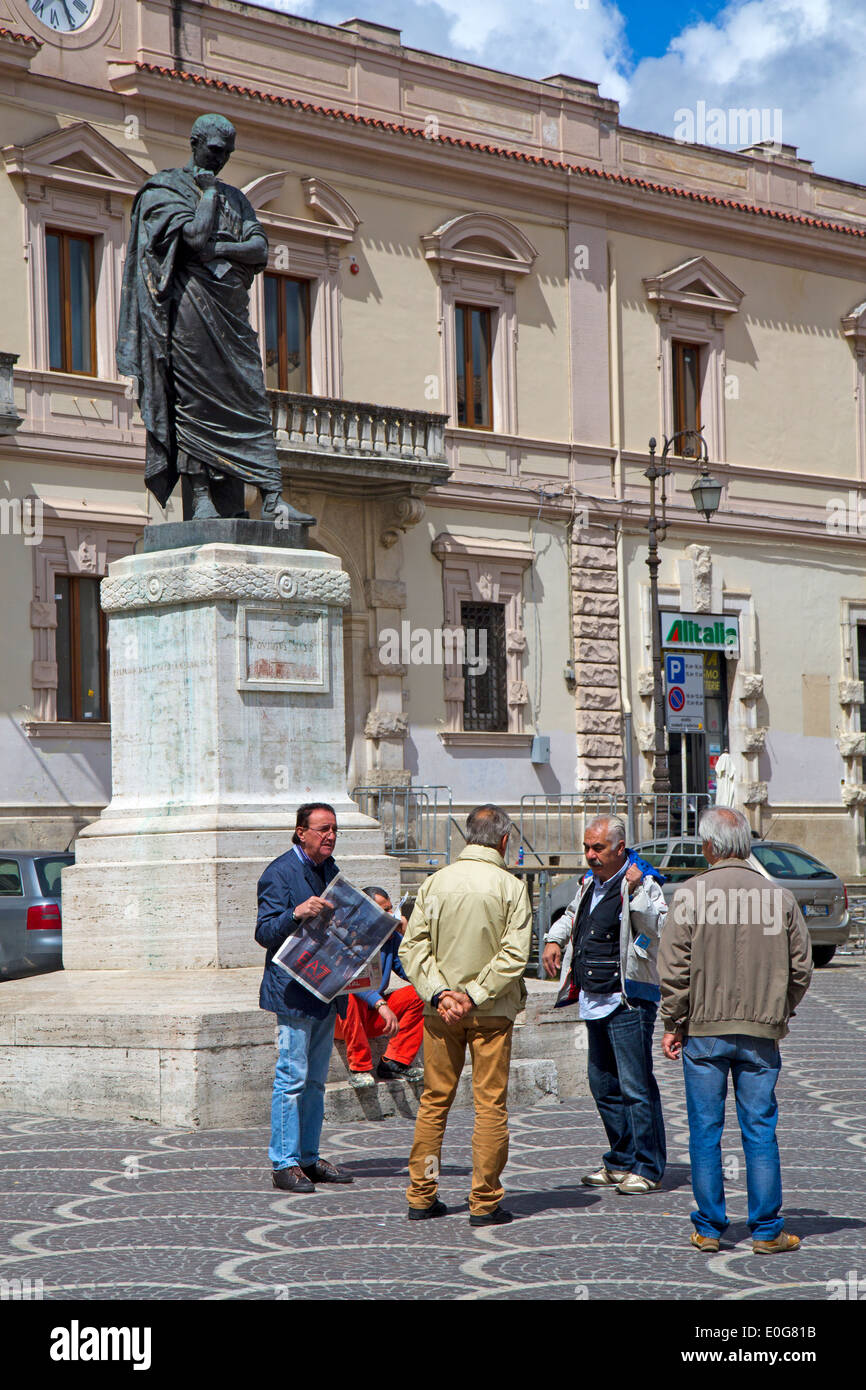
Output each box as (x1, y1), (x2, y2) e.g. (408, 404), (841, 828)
(518, 791), (713, 863)
(351, 785), (452, 863)
(841, 890), (866, 955)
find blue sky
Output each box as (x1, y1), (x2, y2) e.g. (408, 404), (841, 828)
(255, 1), (866, 185)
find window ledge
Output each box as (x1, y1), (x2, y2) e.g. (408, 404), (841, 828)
(24, 721), (110, 740)
(438, 731), (533, 748)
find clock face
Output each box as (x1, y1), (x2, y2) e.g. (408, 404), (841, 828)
(26, 0), (95, 32)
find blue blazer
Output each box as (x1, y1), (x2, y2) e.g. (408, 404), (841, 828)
(255, 847), (346, 1020)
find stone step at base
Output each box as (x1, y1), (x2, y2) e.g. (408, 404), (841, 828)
(323, 1056), (559, 1124)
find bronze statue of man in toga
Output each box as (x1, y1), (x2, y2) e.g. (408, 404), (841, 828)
(117, 113), (305, 525)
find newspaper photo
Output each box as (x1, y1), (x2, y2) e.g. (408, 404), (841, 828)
(273, 874), (399, 1004)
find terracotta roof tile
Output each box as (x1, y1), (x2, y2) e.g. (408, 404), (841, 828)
(0, 25), (40, 45)
(134, 62), (866, 242)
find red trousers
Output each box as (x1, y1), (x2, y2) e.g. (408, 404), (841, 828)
(335, 984), (424, 1072)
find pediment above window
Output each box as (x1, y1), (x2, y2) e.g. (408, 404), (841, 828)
(242, 172), (361, 244)
(1, 122), (148, 198)
(643, 257), (744, 317)
(421, 213), (538, 277)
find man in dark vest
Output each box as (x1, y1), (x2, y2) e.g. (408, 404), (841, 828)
(256, 802), (354, 1193)
(542, 815), (668, 1193)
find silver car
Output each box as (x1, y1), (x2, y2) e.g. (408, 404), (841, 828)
(0, 851), (72, 980)
(632, 838), (849, 967)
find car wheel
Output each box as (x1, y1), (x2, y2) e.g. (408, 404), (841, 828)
(811, 945), (836, 968)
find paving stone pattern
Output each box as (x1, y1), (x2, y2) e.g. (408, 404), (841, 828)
(0, 959), (864, 1301)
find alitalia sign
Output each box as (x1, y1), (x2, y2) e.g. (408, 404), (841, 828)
(661, 611), (740, 656)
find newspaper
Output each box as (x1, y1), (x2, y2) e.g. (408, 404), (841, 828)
(273, 873), (398, 1004)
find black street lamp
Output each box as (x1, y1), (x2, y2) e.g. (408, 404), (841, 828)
(645, 429), (721, 809)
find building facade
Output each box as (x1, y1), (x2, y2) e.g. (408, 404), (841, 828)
(1, 0), (865, 873)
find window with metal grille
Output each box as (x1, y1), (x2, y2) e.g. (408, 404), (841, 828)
(461, 601), (507, 731)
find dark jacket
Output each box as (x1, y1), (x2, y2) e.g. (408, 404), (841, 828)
(255, 846), (346, 1020)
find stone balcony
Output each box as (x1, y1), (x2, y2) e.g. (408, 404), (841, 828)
(0, 352), (23, 435)
(269, 390), (450, 495)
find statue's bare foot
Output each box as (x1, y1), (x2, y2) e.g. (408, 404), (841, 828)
(190, 478), (220, 519)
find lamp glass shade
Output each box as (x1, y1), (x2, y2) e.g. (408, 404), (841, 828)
(690, 471), (723, 520)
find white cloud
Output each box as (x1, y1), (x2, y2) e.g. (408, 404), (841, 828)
(252, 0), (866, 184)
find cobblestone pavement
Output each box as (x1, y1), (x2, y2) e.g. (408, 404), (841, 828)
(1, 958), (864, 1302)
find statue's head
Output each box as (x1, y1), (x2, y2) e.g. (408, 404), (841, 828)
(189, 114), (236, 174)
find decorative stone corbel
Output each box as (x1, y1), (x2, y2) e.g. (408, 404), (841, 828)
(506, 628), (527, 654)
(742, 727), (768, 754)
(508, 680), (529, 707)
(837, 731), (866, 759)
(842, 783), (866, 808)
(739, 672), (764, 702)
(636, 723), (657, 752)
(742, 781), (768, 806)
(637, 668), (654, 697)
(380, 496), (425, 549)
(839, 679), (865, 706)
(364, 710), (409, 739)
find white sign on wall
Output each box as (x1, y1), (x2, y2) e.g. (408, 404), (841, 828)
(237, 604), (329, 693)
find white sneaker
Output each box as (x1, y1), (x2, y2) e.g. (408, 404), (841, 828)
(348, 1071), (376, 1089)
(581, 1166), (630, 1187)
(616, 1174), (661, 1194)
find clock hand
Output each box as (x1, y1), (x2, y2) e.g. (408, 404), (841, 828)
(59, 0), (75, 25)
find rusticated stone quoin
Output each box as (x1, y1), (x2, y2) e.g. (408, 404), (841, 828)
(571, 521), (624, 791)
(364, 710), (409, 740)
(575, 710), (622, 734)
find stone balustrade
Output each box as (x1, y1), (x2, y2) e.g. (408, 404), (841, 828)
(0, 352), (22, 435)
(269, 390), (448, 468)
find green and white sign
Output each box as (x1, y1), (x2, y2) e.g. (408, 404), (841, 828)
(661, 611), (739, 657)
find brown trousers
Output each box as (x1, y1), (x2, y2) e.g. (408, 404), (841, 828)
(406, 1011), (513, 1216)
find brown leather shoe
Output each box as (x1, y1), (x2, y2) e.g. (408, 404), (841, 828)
(272, 1165), (316, 1193)
(752, 1231), (800, 1254)
(690, 1231), (720, 1252)
(300, 1158), (354, 1184)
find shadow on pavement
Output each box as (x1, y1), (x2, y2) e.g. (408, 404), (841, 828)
(508, 1186), (602, 1216)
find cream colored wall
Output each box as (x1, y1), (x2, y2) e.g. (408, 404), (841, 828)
(401, 504), (577, 803)
(613, 229), (862, 477)
(620, 527), (852, 813)
(514, 224), (569, 441)
(0, 102), (32, 370)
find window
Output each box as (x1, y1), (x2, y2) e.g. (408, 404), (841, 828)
(34, 857), (73, 896)
(455, 305), (493, 429)
(54, 576), (108, 722)
(461, 601), (507, 731)
(263, 275), (311, 393)
(751, 845), (835, 881)
(672, 341), (702, 451)
(0, 860), (23, 896)
(45, 230), (96, 376)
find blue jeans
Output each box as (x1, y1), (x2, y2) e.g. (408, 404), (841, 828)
(682, 1034), (783, 1240)
(585, 999), (666, 1182)
(269, 1007), (336, 1171)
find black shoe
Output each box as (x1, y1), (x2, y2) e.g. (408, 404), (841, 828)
(300, 1159), (354, 1184)
(376, 1058), (409, 1080)
(407, 1199), (447, 1221)
(272, 1165), (316, 1193)
(469, 1207), (513, 1227)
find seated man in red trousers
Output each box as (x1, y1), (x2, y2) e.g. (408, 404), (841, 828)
(335, 889), (425, 1086)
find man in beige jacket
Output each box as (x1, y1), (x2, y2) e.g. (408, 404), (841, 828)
(399, 804), (532, 1227)
(659, 807), (813, 1255)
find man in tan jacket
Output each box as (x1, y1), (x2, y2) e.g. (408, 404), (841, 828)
(399, 804), (532, 1227)
(659, 807), (813, 1255)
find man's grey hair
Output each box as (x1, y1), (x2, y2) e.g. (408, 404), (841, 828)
(586, 814), (627, 848)
(466, 804), (512, 849)
(699, 806), (752, 860)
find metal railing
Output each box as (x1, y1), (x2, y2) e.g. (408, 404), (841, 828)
(518, 791), (713, 864)
(841, 890), (866, 955)
(352, 784), (452, 863)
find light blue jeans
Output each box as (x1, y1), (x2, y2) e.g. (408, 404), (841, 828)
(269, 1007), (336, 1171)
(683, 1033), (784, 1240)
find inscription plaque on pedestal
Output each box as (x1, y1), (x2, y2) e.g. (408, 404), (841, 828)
(236, 603), (330, 693)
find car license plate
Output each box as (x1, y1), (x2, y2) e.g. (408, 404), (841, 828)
(803, 903), (829, 917)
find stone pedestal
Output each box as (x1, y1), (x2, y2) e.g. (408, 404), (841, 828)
(0, 540), (398, 1128)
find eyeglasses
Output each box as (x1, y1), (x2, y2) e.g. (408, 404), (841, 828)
(303, 825), (338, 838)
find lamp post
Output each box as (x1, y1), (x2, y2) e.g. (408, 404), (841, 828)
(645, 430), (722, 813)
